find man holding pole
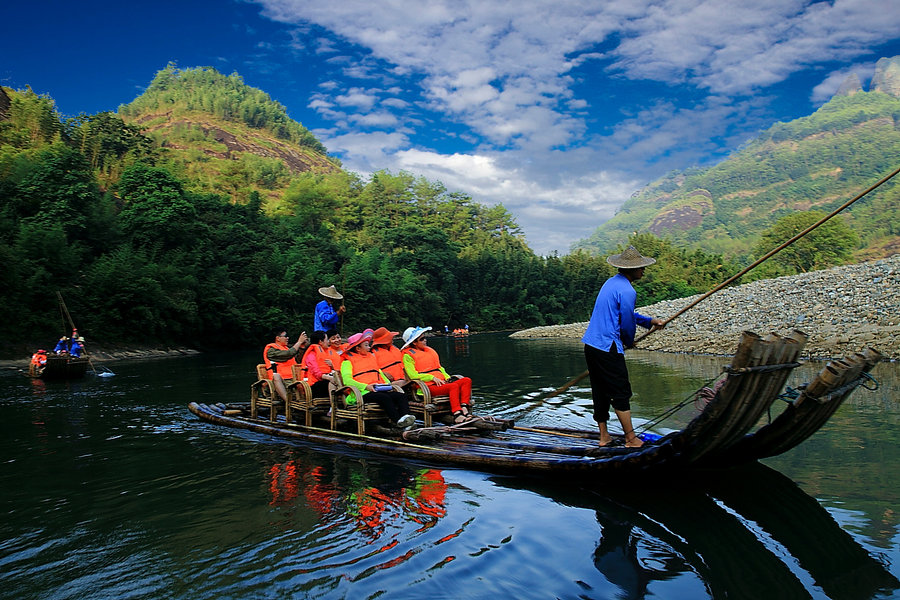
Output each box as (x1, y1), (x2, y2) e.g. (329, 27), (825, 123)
(582, 246), (664, 448)
(314, 285), (346, 333)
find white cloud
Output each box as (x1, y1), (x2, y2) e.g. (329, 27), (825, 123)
(254, 0), (900, 254)
(334, 87), (378, 110)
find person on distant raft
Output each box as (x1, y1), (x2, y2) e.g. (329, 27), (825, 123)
(69, 337), (85, 358)
(263, 328), (309, 403)
(53, 336), (69, 355)
(340, 331), (415, 429)
(314, 285), (346, 333)
(582, 246), (664, 448)
(401, 326), (474, 424)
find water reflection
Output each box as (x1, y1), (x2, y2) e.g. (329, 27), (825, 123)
(498, 464), (900, 600)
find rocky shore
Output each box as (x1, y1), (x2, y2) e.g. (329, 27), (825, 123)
(511, 254), (900, 361)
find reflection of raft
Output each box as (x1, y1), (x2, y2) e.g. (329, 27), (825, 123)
(504, 462), (899, 598)
(189, 330), (882, 476)
(29, 354), (90, 380)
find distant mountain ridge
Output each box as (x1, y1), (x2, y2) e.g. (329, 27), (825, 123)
(574, 55), (900, 262)
(118, 65), (337, 205)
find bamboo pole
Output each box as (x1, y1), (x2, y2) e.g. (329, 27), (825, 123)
(544, 164), (900, 401)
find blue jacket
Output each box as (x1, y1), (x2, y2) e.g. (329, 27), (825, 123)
(582, 273), (652, 353)
(314, 300), (340, 332)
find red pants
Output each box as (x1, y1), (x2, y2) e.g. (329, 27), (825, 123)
(426, 377), (472, 413)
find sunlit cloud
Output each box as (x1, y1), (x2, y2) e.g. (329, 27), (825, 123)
(253, 0), (900, 254)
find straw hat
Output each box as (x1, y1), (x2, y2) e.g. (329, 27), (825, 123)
(606, 245), (656, 269)
(318, 285), (343, 300)
(372, 327), (399, 345)
(401, 326), (432, 349)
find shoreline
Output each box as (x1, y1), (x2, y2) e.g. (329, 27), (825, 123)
(511, 255), (900, 362)
(0, 346), (201, 371)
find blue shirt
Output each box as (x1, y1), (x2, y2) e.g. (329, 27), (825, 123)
(314, 300), (340, 332)
(582, 273), (652, 353)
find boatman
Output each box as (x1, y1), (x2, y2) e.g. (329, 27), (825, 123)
(314, 285), (346, 333)
(582, 246), (664, 448)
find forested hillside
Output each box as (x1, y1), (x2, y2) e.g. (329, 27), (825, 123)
(575, 56), (900, 264)
(0, 69), (735, 356)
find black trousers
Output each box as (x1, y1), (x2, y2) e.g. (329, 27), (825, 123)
(365, 390), (409, 421)
(584, 344), (632, 423)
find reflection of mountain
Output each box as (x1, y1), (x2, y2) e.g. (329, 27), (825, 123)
(497, 464), (898, 600)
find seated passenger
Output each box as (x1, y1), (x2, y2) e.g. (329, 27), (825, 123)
(302, 330), (343, 399)
(370, 327), (407, 388)
(326, 330), (345, 356)
(31, 350), (48, 367)
(340, 331), (415, 429)
(54, 337), (69, 355)
(263, 328), (309, 403)
(401, 326), (474, 424)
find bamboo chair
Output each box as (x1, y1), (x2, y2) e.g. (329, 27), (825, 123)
(404, 379), (441, 426)
(405, 375), (465, 426)
(329, 371), (390, 435)
(285, 364), (332, 426)
(250, 364), (284, 421)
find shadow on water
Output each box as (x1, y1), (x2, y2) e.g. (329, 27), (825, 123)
(493, 464), (900, 600)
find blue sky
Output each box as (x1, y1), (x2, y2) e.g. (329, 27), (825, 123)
(3, 0), (900, 255)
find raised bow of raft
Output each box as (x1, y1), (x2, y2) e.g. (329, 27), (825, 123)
(188, 330), (882, 476)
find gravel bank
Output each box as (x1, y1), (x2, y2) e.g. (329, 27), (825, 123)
(511, 255), (900, 361)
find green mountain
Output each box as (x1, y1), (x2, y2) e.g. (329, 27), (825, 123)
(117, 64), (338, 207)
(574, 56), (900, 262)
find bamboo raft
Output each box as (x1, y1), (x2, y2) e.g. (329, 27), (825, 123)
(29, 354), (90, 380)
(188, 330), (882, 476)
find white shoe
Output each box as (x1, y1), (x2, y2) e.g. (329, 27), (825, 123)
(397, 414), (415, 428)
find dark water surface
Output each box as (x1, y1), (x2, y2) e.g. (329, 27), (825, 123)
(2, 333), (898, 599)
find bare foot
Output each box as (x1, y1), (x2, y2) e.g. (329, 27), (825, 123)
(624, 438), (644, 448)
(598, 437), (612, 447)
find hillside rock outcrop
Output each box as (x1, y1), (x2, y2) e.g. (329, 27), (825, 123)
(835, 72), (863, 97)
(871, 56), (900, 98)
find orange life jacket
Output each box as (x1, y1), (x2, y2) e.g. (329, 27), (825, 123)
(346, 351), (383, 386)
(372, 345), (404, 380)
(303, 344), (343, 385)
(263, 342), (296, 380)
(402, 346), (444, 378)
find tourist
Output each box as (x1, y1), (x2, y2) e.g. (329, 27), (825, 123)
(69, 337), (85, 358)
(327, 329), (345, 356)
(582, 246), (664, 448)
(263, 328), (309, 403)
(314, 285), (346, 333)
(370, 327), (408, 387)
(53, 337), (69, 355)
(401, 326), (474, 424)
(340, 332), (415, 428)
(302, 330), (342, 399)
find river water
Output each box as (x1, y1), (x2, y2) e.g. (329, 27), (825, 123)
(1, 333), (898, 599)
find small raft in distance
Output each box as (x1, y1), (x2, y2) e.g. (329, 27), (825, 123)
(189, 330), (881, 477)
(29, 354), (90, 380)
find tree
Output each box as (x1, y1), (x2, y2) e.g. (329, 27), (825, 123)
(116, 163), (197, 249)
(754, 211), (858, 273)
